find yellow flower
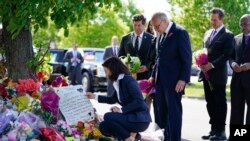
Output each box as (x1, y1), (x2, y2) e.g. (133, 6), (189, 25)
(31, 92), (41, 99)
(93, 128), (101, 137)
(8, 80), (17, 87)
(83, 128), (91, 136)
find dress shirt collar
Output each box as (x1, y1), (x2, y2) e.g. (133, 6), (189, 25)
(213, 24), (224, 33)
(164, 22), (173, 36)
(115, 74), (125, 82)
(133, 31), (144, 38)
(156, 22), (173, 38)
(244, 33), (250, 36)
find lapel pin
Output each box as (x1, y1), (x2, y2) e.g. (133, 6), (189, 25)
(168, 33), (173, 37)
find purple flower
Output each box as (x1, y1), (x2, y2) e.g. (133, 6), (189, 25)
(56, 76), (63, 84)
(51, 80), (58, 87)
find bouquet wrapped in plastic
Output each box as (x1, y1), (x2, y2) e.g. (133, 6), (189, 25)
(194, 48), (209, 80)
(194, 48), (213, 90)
(138, 79), (155, 97)
(120, 54), (141, 78)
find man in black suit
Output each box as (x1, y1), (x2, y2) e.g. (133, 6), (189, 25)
(118, 14), (154, 80)
(199, 8), (234, 140)
(150, 12), (192, 141)
(64, 43), (84, 85)
(103, 36), (119, 96)
(230, 14), (250, 127)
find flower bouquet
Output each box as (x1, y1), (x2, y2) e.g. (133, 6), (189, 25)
(138, 79), (155, 99)
(120, 54), (141, 79)
(194, 48), (213, 90)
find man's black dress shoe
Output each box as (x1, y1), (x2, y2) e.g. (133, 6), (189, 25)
(209, 131), (227, 141)
(202, 130), (216, 140)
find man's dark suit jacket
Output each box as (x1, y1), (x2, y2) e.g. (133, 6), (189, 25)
(151, 22), (192, 128)
(152, 23), (192, 87)
(118, 32), (154, 80)
(199, 27), (234, 84)
(230, 34), (250, 83)
(97, 75), (152, 123)
(103, 46), (118, 61)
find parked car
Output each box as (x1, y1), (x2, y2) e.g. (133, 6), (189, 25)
(191, 65), (201, 76)
(81, 48), (107, 92)
(49, 49), (68, 76)
(48, 48), (107, 92)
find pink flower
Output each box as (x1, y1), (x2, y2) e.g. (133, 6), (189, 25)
(195, 52), (209, 80)
(52, 80), (58, 87)
(15, 79), (40, 95)
(0, 84), (8, 97)
(138, 79), (154, 94)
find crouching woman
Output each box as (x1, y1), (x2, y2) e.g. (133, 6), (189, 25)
(86, 57), (151, 141)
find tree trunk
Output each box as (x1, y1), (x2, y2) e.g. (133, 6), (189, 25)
(2, 22), (35, 81)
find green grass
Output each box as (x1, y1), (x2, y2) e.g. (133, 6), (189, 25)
(185, 82), (230, 97)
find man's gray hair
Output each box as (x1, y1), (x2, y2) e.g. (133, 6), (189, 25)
(240, 14), (250, 21)
(151, 12), (168, 21)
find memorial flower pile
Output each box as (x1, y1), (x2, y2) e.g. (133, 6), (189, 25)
(0, 76), (104, 140)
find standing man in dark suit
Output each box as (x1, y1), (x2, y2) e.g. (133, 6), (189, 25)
(199, 8), (234, 141)
(230, 14), (250, 127)
(149, 12), (192, 141)
(103, 36), (119, 96)
(103, 36), (119, 60)
(64, 43), (84, 85)
(118, 14), (154, 80)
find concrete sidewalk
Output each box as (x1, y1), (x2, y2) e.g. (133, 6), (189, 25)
(90, 97), (232, 141)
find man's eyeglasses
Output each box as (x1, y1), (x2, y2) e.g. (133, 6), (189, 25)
(153, 20), (163, 30)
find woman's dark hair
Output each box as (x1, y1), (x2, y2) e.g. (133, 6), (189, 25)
(102, 57), (130, 81)
(146, 20), (154, 35)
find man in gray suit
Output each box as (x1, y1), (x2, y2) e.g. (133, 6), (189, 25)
(103, 36), (119, 96)
(64, 43), (84, 85)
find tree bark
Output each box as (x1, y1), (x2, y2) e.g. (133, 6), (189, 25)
(2, 22), (35, 81)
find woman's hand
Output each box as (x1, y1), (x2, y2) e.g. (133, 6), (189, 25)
(110, 106), (121, 113)
(85, 92), (96, 99)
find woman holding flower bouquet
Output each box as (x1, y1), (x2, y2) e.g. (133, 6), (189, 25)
(86, 57), (151, 141)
